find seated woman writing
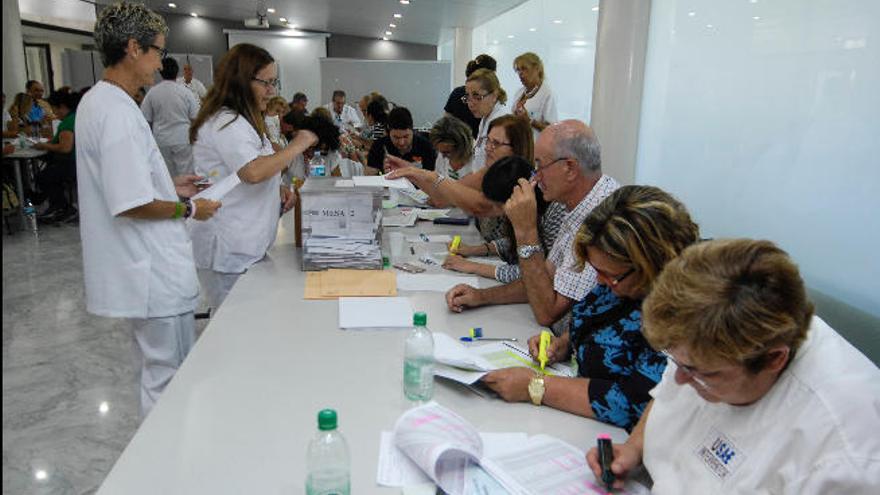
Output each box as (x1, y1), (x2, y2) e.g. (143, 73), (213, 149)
(442, 155), (565, 283)
(481, 185), (700, 431)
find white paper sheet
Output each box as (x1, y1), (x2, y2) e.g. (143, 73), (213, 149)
(397, 273), (479, 292)
(337, 297), (413, 329)
(383, 210), (418, 227)
(334, 179), (355, 187)
(416, 209), (451, 220)
(353, 175), (415, 189)
(193, 173), (241, 201)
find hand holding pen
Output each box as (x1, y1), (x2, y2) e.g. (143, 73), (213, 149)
(528, 331), (570, 365)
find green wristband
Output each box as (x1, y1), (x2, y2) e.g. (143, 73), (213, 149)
(173, 201), (184, 219)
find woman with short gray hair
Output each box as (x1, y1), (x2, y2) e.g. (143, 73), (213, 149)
(76, 1), (220, 418)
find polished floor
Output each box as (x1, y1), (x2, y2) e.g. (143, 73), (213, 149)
(2, 222), (206, 494)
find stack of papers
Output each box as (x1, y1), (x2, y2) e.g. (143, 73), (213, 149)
(352, 175), (415, 190)
(382, 209), (418, 227)
(304, 269), (398, 299)
(338, 296), (413, 329)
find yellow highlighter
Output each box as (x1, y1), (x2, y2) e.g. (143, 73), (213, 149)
(538, 330), (552, 372)
(449, 235), (462, 254)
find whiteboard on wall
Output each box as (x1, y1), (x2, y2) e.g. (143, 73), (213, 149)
(225, 31), (327, 105)
(319, 58), (451, 128)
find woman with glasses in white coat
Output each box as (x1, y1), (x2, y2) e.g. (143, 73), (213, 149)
(464, 68), (509, 171)
(189, 43), (317, 310)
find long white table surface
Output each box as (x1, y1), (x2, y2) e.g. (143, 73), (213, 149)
(97, 210), (628, 494)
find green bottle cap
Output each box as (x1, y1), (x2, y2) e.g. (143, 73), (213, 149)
(317, 409), (337, 431)
(413, 312), (427, 326)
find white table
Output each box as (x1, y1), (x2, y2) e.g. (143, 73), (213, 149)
(97, 214), (627, 494)
(3, 142), (48, 230)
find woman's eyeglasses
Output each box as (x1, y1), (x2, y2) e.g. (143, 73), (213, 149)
(149, 44), (168, 59)
(485, 138), (511, 150)
(252, 77), (280, 90)
(660, 350), (714, 390)
(461, 92), (490, 103)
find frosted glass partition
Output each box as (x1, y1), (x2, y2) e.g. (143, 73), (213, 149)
(471, 0), (599, 122)
(636, 0), (880, 316)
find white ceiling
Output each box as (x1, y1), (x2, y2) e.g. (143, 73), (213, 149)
(92, 0), (529, 46)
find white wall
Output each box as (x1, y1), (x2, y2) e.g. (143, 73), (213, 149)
(18, 0), (95, 32)
(226, 31), (327, 103)
(635, 0), (880, 317)
(471, 0), (600, 122)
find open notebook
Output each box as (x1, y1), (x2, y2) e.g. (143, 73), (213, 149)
(380, 402), (650, 495)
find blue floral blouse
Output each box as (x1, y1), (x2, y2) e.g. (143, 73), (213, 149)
(569, 285), (667, 431)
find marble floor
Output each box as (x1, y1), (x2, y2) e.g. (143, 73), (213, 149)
(2, 222), (206, 494)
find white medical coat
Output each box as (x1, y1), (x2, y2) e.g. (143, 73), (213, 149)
(472, 102), (509, 171)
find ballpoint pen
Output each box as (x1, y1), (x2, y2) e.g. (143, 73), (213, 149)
(459, 337), (518, 342)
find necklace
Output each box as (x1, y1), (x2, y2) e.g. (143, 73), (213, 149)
(523, 83), (541, 100)
(102, 78), (135, 100)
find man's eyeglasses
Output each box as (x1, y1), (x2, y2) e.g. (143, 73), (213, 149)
(461, 92), (490, 103)
(252, 77), (280, 90)
(660, 349), (714, 390)
(534, 156), (570, 174)
(149, 44), (168, 59)
(485, 138), (511, 150)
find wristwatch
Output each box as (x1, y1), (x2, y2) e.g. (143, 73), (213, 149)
(528, 374), (545, 406)
(518, 244), (542, 259)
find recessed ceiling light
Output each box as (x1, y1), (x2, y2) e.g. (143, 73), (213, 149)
(167, 2), (177, 7)
(750, 0), (758, 3)
(528, 27), (536, 32)
(572, 40), (588, 46)
(492, 40), (499, 45)
(279, 17), (287, 23)
(752, 16), (761, 20)
(507, 35), (514, 39)
(190, 12), (198, 17)
(552, 19), (562, 24)
(688, 11), (696, 17)
(35, 470), (48, 481)
(393, 13), (403, 19)
(706, 24), (713, 28)
(385, 30), (393, 35)
(592, 6), (599, 12)
(400, 0), (410, 4)
(389, 23), (396, 28)
(267, 8), (276, 13)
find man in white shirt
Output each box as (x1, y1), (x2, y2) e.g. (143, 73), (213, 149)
(445, 120), (620, 332)
(141, 57), (200, 175)
(324, 89), (361, 132)
(177, 63), (207, 101)
(587, 239), (880, 493)
(77, 2), (220, 418)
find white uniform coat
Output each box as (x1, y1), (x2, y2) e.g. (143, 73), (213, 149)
(190, 109), (278, 274)
(512, 82), (558, 141)
(76, 81), (199, 318)
(472, 102), (508, 171)
(644, 316), (880, 494)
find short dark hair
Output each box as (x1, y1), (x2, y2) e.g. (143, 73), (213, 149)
(25, 80), (40, 91)
(482, 155), (545, 211)
(466, 54), (497, 77)
(332, 89), (345, 100)
(160, 57), (179, 80)
(47, 90), (81, 111)
(292, 92), (307, 103)
(387, 107), (413, 131)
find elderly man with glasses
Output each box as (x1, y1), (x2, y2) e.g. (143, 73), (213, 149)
(446, 120), (620, 335)
(587, 239), (880, 493)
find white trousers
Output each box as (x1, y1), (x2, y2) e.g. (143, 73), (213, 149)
(198, 269), (242, 311)
(131, 312), (196, 418)
(158, 143), (194, 176)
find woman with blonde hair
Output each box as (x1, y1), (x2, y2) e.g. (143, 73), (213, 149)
(465, 68), (508, 170)
(264, 95), (289, 151)
(512, 52), (557, 138)
(189, 43), (317, 309)
(481, 185), (700, 431)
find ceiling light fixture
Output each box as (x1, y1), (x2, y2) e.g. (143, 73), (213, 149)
(168, 2), (177, 7)
(279, 17), (287, 23)
(528, 27), (536, 32)
(592, 6), (599, 12)
(552, 19), (562, 24)
(507, 35), (514, 39)
(688, 11), (696, 17)
(385, 30), (393, 35)
(572, 40), (588, 46)
(400, 0), (410, 4)
(753, 16), (761, 20)
(389, 23), (396, 28)
(393, 13), (403, 18)
(267, 8), (276, 13)
(190, 12), (198, 17)
(706, 24), (714, 28)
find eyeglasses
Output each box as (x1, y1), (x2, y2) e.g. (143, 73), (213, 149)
(149, 44), (168, 59)
(594, 266), (635, 286)
(460, 92), (491, 103)
(485, 138), (511, 150)
(252, 77), (280, 90)
(534, 156), (570, 174)
(660, 349), (714, 390)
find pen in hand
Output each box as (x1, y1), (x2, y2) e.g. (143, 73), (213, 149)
(597, 434), (616, 491)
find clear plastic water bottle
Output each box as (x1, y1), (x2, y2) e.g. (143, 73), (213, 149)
(305, 409), (350, 495)
(23, 199), (38, 234)
(309, 151), (326, 177)
(404, 312), (434, 401)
